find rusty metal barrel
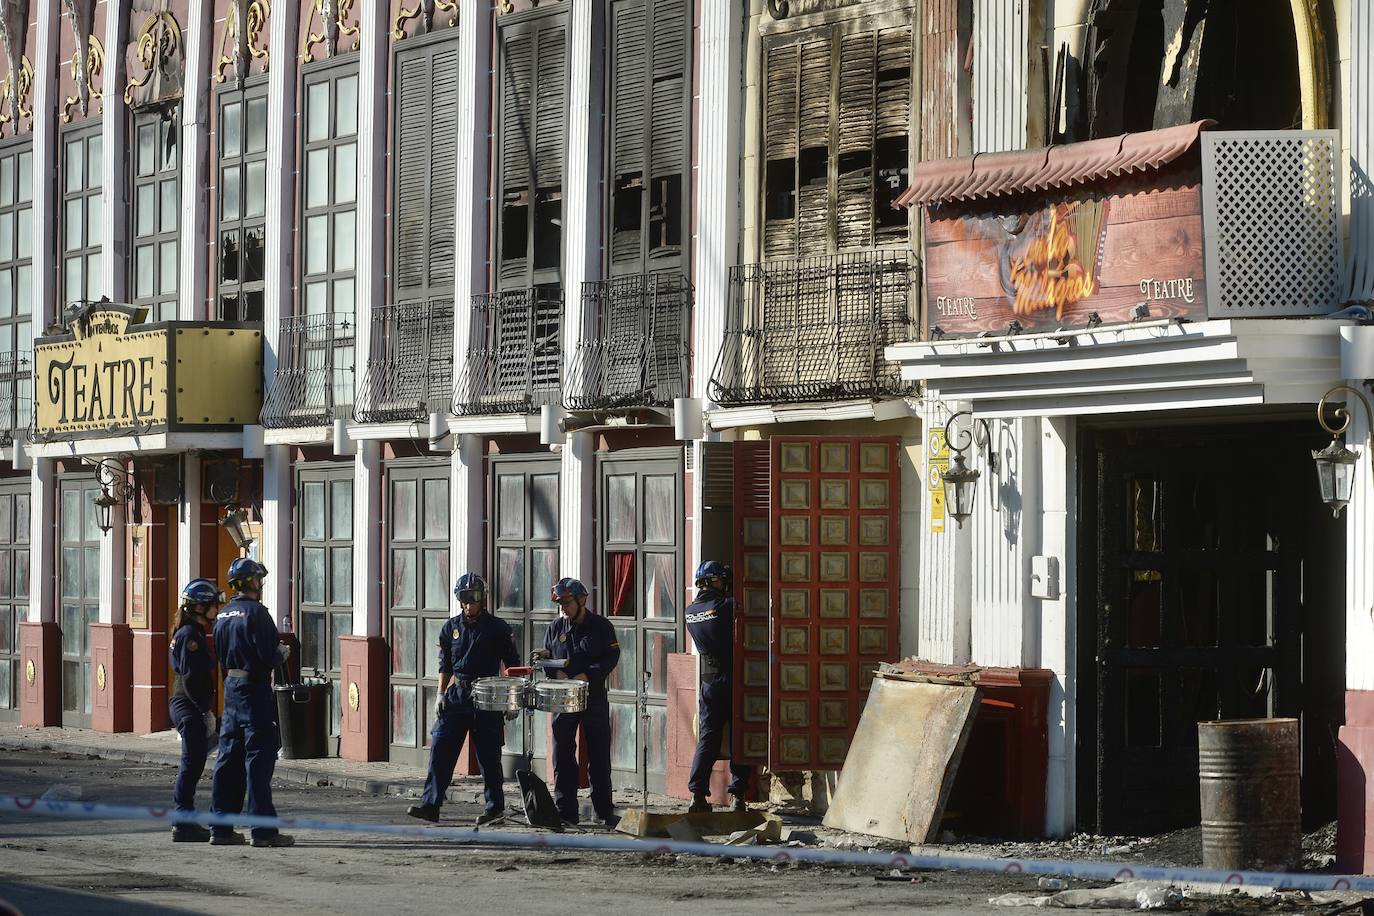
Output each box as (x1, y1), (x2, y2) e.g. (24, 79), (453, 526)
(1197, 718), (1301, 871)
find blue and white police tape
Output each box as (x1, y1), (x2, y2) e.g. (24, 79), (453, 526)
(2, 794), (1369, 894)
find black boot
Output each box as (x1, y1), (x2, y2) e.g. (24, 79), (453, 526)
(406, 803), (441, 823)
(474, 808), (504, 826)
(171, 823), (212, 843)
(730, 794), (748, 813)
(688, 793), (712, 814)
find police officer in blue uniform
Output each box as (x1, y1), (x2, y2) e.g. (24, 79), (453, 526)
(168, 578), (224, 842)
(685, 561), (752, 813)
(208, 558), (293, 848)
(532, 577), (620, 827)
(406, 573), (520, 826)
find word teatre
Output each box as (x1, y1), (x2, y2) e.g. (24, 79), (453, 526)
(45, 353), (159, 425)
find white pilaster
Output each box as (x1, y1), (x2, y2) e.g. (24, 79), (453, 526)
(1346, 385), (1374, 691)
(449, 1), (495, 599)
(558, 0), (603, 597)
(352, 441), (381, 637)
(263, 0), (299, 377)
(177, 0), (212, 320)
(98, 503), (126, 625)
(100, 1), (128, 302)
(451, 434), (484, 612)
(352, 1), (389, 415)
(32, 0), (58, 328)
(1347, 0), (1374, 302)
(177, 455), (201, 587)
(559, 431), (596, 586)
(917, 400), (972, 664)
(691, 0), (744, 407)
(262, 444), (292, 627)
(28, 459), (54, 624)
(1038, 415), (1077, 838)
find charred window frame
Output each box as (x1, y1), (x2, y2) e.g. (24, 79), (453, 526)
(129, 107), (180, 322)
(391, 31), (460, 311)
(606, 0), (691, 276)
(496, 9), (568, 290)
(760, 14), (913, 260)
(216, 81), (269, 322)
(60, 128), (103, 307)
(299, 64), (359, 320)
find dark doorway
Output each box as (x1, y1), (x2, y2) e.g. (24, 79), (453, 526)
(1077, 421), (1344, 835)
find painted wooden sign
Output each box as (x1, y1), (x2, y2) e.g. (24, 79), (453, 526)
(923, 168), (1208, 336)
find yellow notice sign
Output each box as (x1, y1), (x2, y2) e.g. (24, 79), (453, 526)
(927, 429), (949, 533)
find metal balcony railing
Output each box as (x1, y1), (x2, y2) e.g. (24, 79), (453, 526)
(0, 350), (31, 443)
(564, 273), (691, 411)
(354, 301), (454, 424)
(260, 313), (355, 428)
(452, 287), (564, 416)
(709, 250), (918, 406)
(1201, 130), (1342, 317)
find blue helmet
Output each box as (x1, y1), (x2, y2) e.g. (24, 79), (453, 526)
(550, 577), (588, 603)
(180, 577), (224, 608)
(694, 560), (732, 591)
(227, 557), (268, 589)
(453, 572), (486, 604)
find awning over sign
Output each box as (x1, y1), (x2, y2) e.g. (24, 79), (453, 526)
(885, 318), (1355, 418)
(894, 120), (1214, 209)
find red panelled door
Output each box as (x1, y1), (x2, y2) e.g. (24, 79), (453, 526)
(768, 437), (900, 769)
(731, 442), (771, 765)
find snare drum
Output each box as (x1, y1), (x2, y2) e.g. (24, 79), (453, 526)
(533, 679), (588, 714)
(472, 676), (529, 713)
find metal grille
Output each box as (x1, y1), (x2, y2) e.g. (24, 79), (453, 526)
(564, 273), (691, 411)
(260, 313), (356, 428)
(355, 301), (455, 424)
(0, 350), (31, 444)
(709, 249), (918, 406)
(452, 287), (564, 416)
(1202, 130), (1343, 317)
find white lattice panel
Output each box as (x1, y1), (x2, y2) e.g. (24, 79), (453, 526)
(1202, 130), (1343, 317)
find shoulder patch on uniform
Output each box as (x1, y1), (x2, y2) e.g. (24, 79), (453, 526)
(188, 641), (198, 652)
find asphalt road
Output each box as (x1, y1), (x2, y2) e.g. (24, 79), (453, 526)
(0, 748), (1060, 915)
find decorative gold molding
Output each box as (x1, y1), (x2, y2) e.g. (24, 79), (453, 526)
(0, 55), (33, 135)
(24, 657), (33, 685)
(96, 662), (107, 691)
(393, 0), (459, 40)
(124, 10), (182, 105)
(61, 33), (103, 124)
(347, 681), (360, 711)
(1290, 0), (1329, 129)
(300, 0), (359, 63)
(217, 0), (271, 85)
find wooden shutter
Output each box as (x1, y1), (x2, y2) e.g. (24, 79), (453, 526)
(394, 39), (460, 303)
(836, 29), (876, 252)
(730, 441), (771, 765)
(609, 0), (688, 274)
(796, 37), (831, 258)
(498, 26), (536, 285)
(534, 23), (566, 194)
(762, 41), (799, 262)
(873, 25), (912, 248)
(920, 0), (959, 160)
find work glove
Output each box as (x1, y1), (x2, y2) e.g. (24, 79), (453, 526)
(274, 643), (290, 664)
(435, 694), (448, 718)
(203, 711), (218, 740)
(504, 709), (519, 722)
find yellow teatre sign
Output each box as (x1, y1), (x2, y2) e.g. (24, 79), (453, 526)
(34, 304), (263, 439)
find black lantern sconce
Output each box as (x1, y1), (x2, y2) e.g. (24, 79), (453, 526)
(1313, 385), (1373, 518)
(940, 411), (996, 529)
(87, 456), (137, 535)
(220, 506), (255, 555)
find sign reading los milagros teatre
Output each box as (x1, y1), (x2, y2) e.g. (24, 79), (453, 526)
(35, 303), (263, 440)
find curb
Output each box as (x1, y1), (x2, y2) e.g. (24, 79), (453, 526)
(0, 734), (485, 806)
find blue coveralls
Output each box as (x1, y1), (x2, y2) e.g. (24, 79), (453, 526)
(209, 595), (283, 841)
(685, 589), (752, 799)
(545, 611), (620, 823)
(168, 620), (215, 818)
(420, 610), (521, 814)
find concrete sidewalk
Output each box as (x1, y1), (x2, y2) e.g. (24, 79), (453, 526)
(0, 722), (678, 811)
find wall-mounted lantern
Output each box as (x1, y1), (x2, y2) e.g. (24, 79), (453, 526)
(940, 411), (993, 529)
(220, 506), (255, 555)
(1313, 385), (1373, 518)
(87, 456), (137, 535)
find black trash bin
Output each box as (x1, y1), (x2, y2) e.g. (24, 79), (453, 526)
(275, 672), (330, 759)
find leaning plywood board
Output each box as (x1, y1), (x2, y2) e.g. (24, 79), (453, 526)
(822, 678), (980, 844)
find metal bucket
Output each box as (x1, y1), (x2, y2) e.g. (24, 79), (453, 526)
(1198, 717), (1301, 871)
(472, 676), (529, 713)
(533, 679), (588, 713)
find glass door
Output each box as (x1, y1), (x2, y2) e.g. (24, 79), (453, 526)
(0, 481), (28, 721)
(598, 448), (683, 794)
(295, 464), (353, 744)
(59, 476), (100, 727)
(385, 461), (450, 767)
(489, 455), (560, 765)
